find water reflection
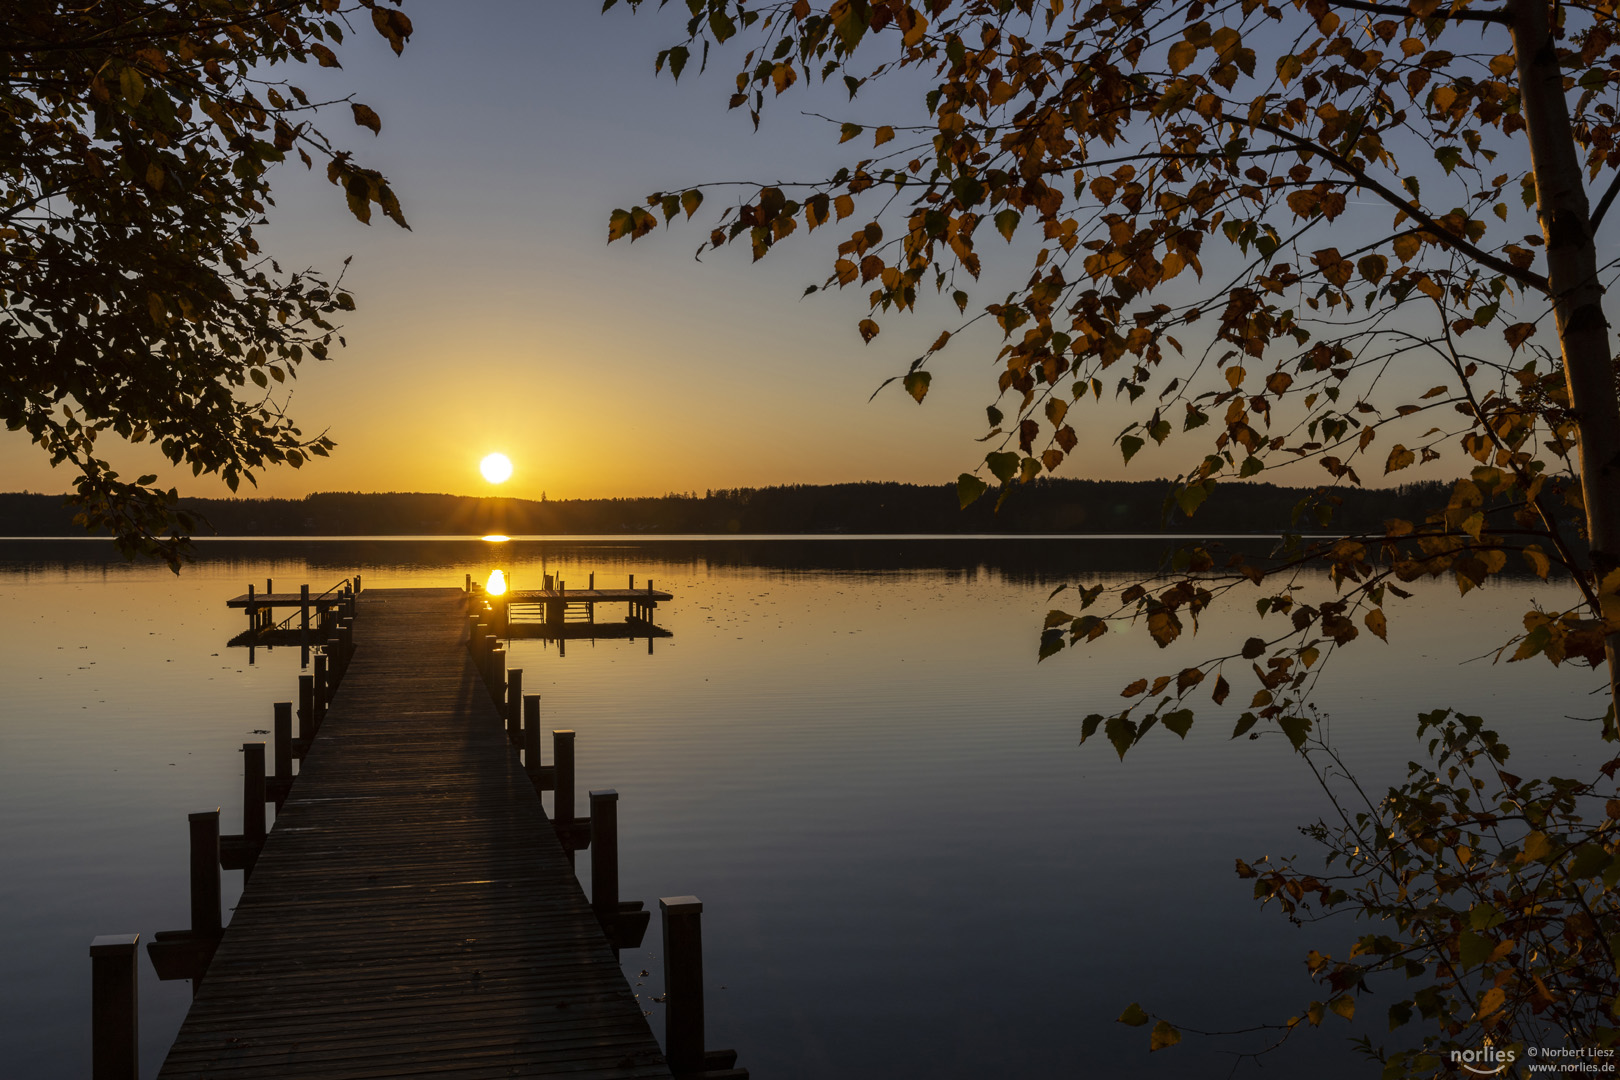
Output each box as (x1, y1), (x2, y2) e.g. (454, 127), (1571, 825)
(0, 537), (1600, 1079)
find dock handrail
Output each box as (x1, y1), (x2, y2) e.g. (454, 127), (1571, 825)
(262, 577), (353, 635)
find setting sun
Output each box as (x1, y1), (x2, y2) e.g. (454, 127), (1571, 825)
(479, 453), (513, 484)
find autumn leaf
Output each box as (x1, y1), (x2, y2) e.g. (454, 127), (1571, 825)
(351, 103), (381, 135)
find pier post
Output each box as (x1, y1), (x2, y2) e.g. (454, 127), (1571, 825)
(488, 645), (504, 699)
(273, 702), (294, 799)
(243, 742), (266, 857)
(523, 695), (542, 779)
(246, 582), (255, 635)
(589, 572), (595, 589)
(89, 934), (139, 1080)
(190, 810), (222, 935)
(661, 896), (706, 1076)
(300, 584), (310, 648)
(312, 657), (328, 730)
(506, 668), (523, 745)
(553, 729), (575, 826)
(298, 674), (316, 743)
(589, 790), (619, 929)
(326, 637), (342, 687)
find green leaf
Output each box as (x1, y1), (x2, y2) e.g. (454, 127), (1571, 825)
(1458, 929), (1492, 969)
(1105, 715), (1137, 760)
(1039, 629), (1065, 660)
(986, 451), (1020, 483)
(957, 473), (988, 508)
(1277, 714), (1312, 750)
(1239, 456), (1264, 478)
(994, 208), (1020, 242)
(1120, 435), (1145, 464)
(1118, 1003), (1150, 1027)
(1570, 843), (1613, 879)
(1174, 482), (1209, 517)
(1162, 709), (1194, 738)
(1080, 713), (1104, 744)
(1232, 712), (1259, 738)
(903, 371), (931, 403)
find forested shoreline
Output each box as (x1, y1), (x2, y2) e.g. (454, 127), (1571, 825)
(0, 479), (1460, 537)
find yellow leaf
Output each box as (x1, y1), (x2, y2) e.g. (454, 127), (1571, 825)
(874, 125), (895, 146)
(834, 194), (855, 221)
(857, 318), (880, 343)
(1477, 987), (1506, 1018)
(351, 103), (382, 135)
(1225, 365), (1245, 389)
(1149, 1020), (1182, 1051)
(1519, 831), (1552, 863)
(1364, 609), (1387, 641)
(1392, 233), (1421, 263)
(1167, 40), (1198, 74)
(1329, 996), (1355, 1021)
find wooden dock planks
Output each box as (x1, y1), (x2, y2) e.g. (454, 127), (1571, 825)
(158, 588), (670, 1080)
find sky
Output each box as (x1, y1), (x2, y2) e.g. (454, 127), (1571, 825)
(0, 2), (1511, 502)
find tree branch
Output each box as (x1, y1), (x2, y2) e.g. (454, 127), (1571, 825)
(1328, 0), (1511, 22)
(1229, 114), (1551, 292)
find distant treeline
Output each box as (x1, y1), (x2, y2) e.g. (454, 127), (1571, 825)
(0, 479), (1465, 537)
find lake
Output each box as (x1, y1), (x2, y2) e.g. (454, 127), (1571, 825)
(0, 537), (1602, 1078)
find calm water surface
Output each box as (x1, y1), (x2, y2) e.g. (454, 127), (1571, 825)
(0, 537), (1604, 1078)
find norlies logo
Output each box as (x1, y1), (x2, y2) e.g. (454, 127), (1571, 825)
(1452, 1046), (1518, 1075)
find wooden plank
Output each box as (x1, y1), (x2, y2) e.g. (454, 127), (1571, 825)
(159, 588), (669, 1080)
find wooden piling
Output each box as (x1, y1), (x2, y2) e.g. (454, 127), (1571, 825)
(90, 934), (140, 1080)
(189, 811), (222, 935)
(590, 790), (619, 929)
(298, 675), (315, 743)
(506, 668), (523, 745)
(243, 743), (266, 856)
(273, 702), (293, 799)
(523, 695), (543, 781)
(661, 896), (705, 1076)
(488, 645), (504, 698)
(299, 584), (310, 648)
(554, 729), (575, 826)
(312, 657), (328, 730)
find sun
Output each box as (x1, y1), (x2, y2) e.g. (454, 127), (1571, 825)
(479, 453), (513, 484)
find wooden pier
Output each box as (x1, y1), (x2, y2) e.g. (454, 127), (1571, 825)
(107, 584), (744, 1080)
